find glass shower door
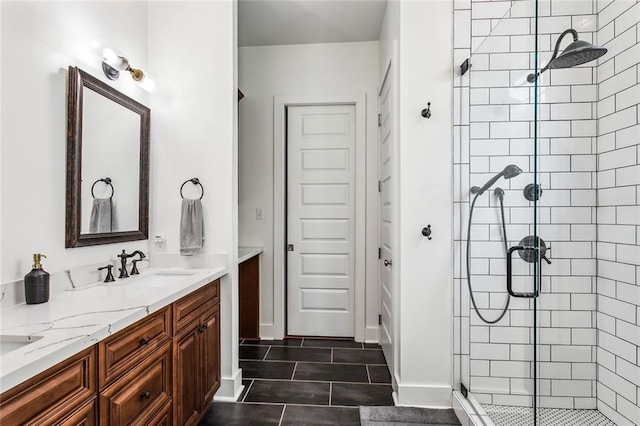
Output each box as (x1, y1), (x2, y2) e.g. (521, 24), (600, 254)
(456, 0), (543, 423)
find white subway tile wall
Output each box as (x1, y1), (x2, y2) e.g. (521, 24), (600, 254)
(454, 0), (639, 423)
(596, 1), (640, 425)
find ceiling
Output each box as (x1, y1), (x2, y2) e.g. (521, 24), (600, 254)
(238, 0), (388, 47)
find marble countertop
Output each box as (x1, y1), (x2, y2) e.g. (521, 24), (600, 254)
(0, 266), (227, 394)
(238, 247), (263, 264)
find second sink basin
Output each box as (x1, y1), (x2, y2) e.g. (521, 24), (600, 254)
(0, 335), (43, 357)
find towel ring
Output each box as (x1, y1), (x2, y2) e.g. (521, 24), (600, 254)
(91, 177), (114, 199)
(180, 177), (204, 200)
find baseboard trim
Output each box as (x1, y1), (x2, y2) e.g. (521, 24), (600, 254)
(259, 323), (280, 340)
(365, 326), (379, 343)
(213, 368), (243, 401)
(394, 383), (453, 408)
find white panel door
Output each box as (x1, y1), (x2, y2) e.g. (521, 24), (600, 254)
(287, 104), (356, 337)
(379, 64), (394, 367)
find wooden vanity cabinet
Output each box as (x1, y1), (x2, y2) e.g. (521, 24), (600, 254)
(173, 280), (221, 426)
(0, 346), (96, 425)
(239, 254), (260, 340)
(0, 279), (220, 426)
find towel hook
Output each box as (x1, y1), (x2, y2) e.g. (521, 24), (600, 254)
(421, 102), (432, 119)
(91, 177), (114, 199)
(180, 177), (204, 200)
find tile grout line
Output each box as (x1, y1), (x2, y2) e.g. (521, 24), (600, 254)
(263, 345), (272, 361)
(331, 348), (334, 363)
(241, 379), (255, 403)
(291, 361), (298, 380)
(329, 382), (333, 406)
(365, 364), (371, 384)
(277, 404), (286, 426)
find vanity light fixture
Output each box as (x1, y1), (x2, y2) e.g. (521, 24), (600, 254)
(91, 38), (154, 91)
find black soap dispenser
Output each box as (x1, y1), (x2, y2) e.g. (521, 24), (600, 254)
(24, 253), (50, 304)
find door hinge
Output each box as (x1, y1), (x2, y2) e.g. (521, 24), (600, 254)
(287, 244), (294, 251)
(378, 248), (382, 259)
(378, 113), (382, 127)
(378, 314), (382, 325)
(378, 181), (382, 192)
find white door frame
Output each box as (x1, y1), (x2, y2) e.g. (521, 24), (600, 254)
(273, 93), (367, 341)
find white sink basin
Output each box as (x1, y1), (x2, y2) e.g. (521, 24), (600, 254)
(0, 335), (43, 356)
(123, 271), (197, 289)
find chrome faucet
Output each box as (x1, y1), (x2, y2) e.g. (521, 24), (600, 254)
(117, 250), (146, 279)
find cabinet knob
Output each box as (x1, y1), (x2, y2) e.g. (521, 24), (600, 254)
(140, 391), (151, 399)
(140, 337), (150, 346)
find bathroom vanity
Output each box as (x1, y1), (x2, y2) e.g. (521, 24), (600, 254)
(0, 267), (226, 425)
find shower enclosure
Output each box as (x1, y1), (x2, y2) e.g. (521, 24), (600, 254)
(453, 0), (639, 425)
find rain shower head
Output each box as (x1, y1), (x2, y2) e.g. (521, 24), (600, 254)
(472, 164), (523, 196)
(527, 29), (607, 83)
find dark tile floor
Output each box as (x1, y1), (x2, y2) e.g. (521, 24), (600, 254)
(199, 338), (393, 425)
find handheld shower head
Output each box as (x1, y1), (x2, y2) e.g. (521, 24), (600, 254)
(474, 164), (522, 195)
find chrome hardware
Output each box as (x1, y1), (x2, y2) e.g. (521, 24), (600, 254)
(384, 259), (393, 267)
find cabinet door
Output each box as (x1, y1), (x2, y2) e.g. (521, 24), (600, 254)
(174, 325), (200, 426)
(200, 308), (220, 409)
(239, 256), (260, 340)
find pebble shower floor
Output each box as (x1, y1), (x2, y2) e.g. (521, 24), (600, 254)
(482, 404), (617, 426)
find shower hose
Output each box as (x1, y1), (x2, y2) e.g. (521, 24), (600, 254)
(466, 191), (510, 324)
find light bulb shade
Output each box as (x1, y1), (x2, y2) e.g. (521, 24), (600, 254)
(549, 39), (607, 69)
(139, 74), (156, 92)
(102, 48), (130, 71)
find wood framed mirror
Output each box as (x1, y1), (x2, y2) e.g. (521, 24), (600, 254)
(66, 66), (150, 247)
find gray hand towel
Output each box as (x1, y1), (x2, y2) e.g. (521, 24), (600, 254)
(89, 198), (112, 233)
(180, 198), (204, 255)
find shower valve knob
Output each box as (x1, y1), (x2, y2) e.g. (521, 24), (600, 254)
(421, 225), (432, 240)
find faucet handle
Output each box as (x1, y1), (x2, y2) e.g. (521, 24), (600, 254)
(98, 265), (115, 282)
(131, 259), (141, 275)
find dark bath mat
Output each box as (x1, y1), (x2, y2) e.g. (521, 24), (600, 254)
(359, 406), (460, 425)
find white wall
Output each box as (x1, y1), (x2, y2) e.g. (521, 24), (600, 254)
(378, 0), (455, 408)
(1, 1), (150, 283)
(1, 0), (240, 400)
(148, 0), (240, 399)
(238, 41), (380, 340)
(595, 1), (640, 424)
(396, 0), (454, 408)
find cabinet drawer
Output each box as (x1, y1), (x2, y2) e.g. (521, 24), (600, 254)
(147, 400), (172, 426)
(99, 306), (171, 389)
(99, 342), (172, 426)
(59, 397), (97, 426)
(0, 346), (96, 426)
(174, 280), (219, 333)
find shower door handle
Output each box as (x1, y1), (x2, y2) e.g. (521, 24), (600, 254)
(506, 246), (536, 298)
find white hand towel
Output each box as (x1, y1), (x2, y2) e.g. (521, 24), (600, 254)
(89, 198), (112, 233)
(180, 198), (204, 255)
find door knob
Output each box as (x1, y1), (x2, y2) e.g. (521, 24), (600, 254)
(384, 259), (393, 267)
